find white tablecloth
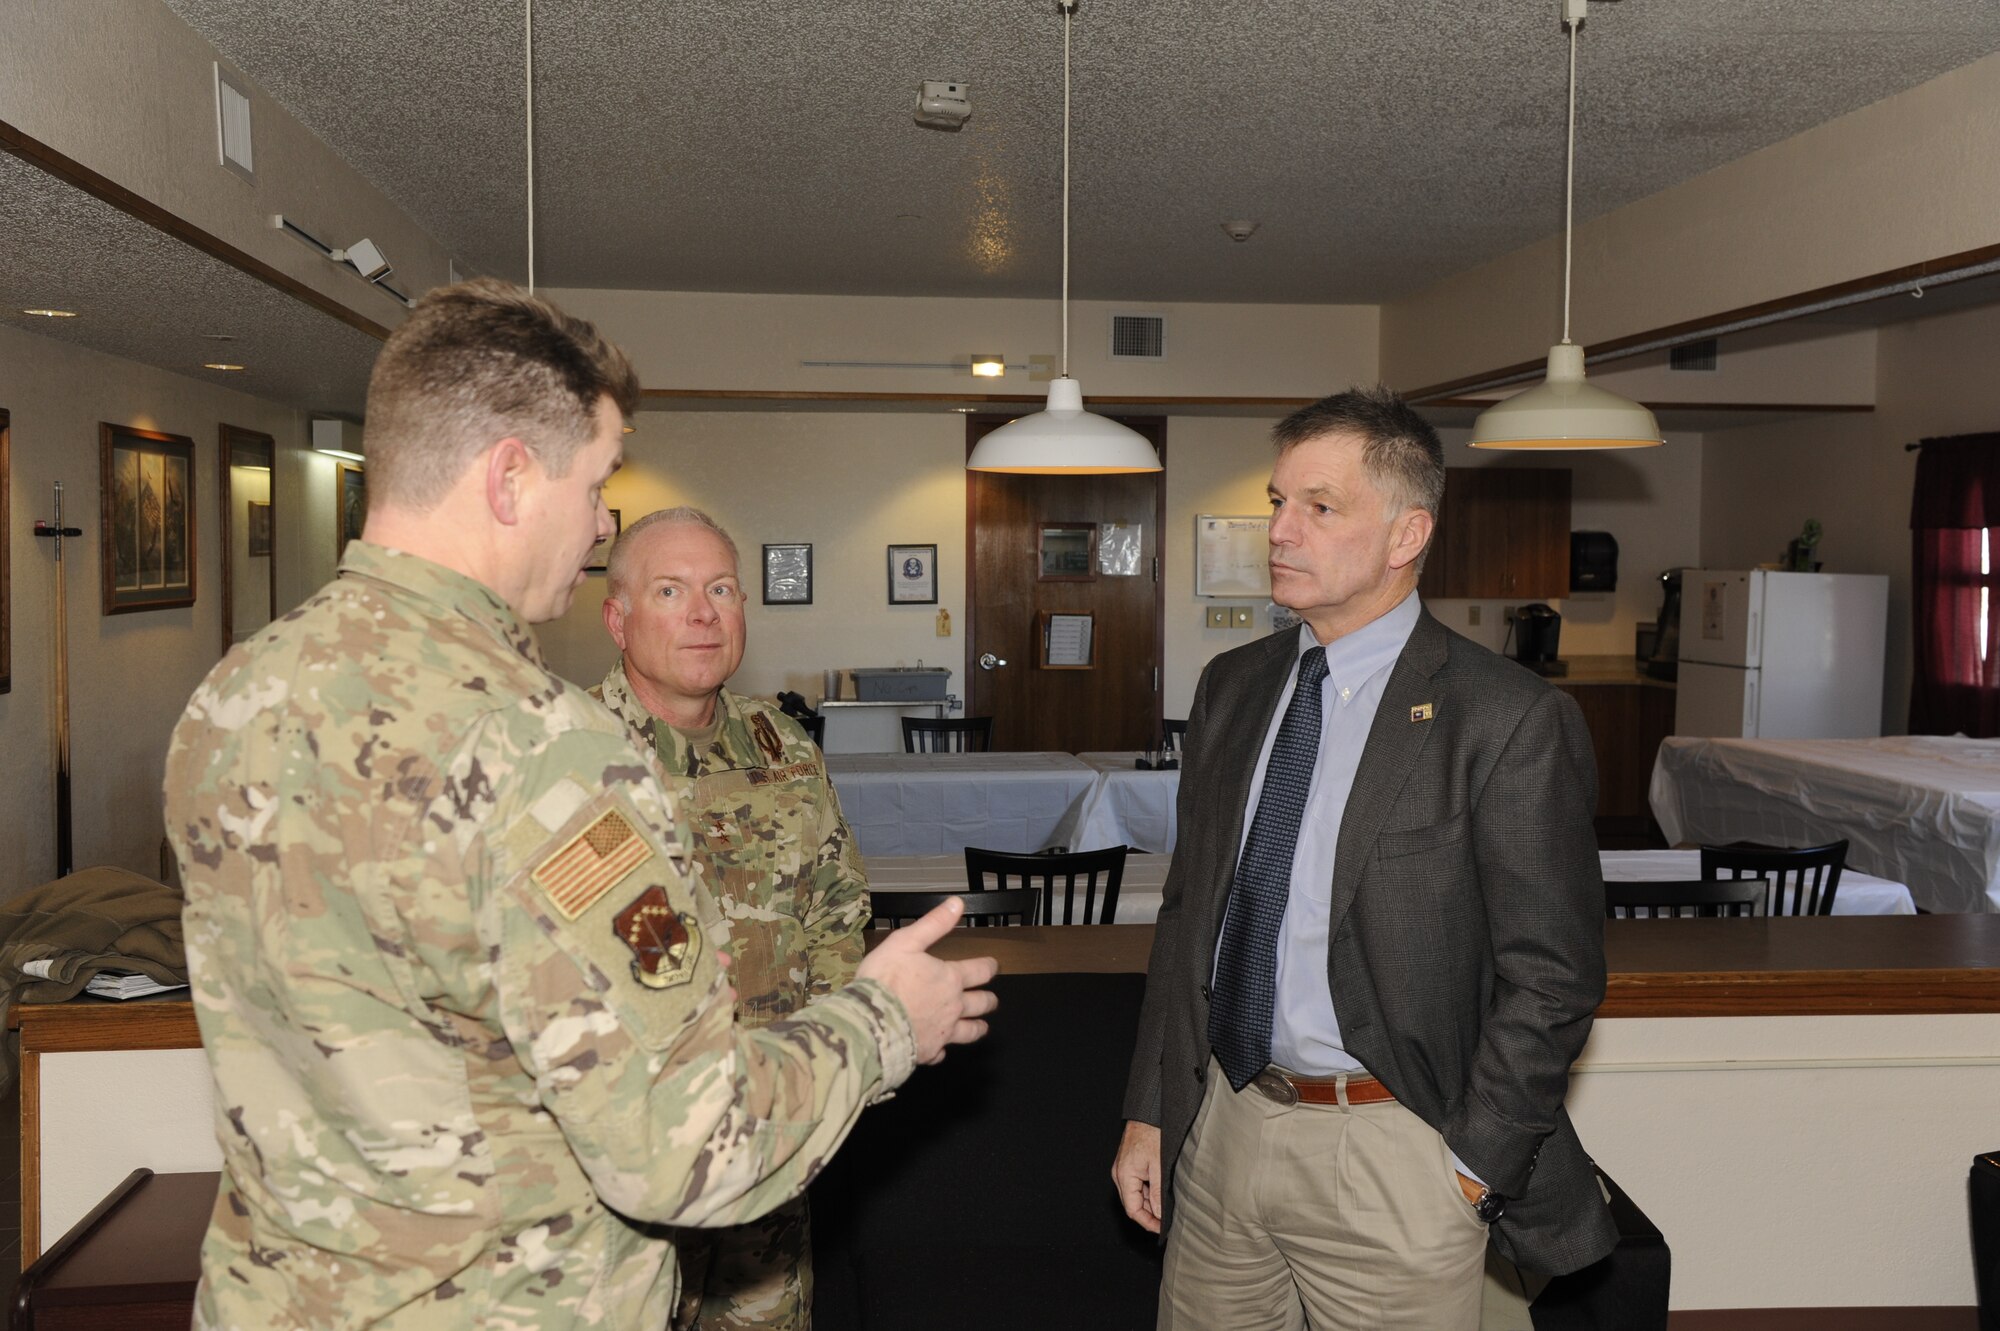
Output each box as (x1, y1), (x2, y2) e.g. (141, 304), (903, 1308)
(1070, 752), (1180, 853)
(1650, 735), (2000, 913)
(865, 848), (1915, 926)
(827, 752), (1099, 857)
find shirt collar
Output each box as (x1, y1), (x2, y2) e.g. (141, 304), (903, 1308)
(337, 541), (546, 669)
(1296, 591), (1420, 703)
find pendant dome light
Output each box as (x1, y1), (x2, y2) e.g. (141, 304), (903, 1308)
(966, 1), (1162, 475)
(1469, 0), (1661, 451)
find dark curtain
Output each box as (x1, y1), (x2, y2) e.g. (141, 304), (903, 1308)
(1909, 433), (2000, 736)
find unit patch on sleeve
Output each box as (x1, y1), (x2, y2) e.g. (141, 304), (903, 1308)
(750, 712), (786, 764)
(613, 885), (703, 989)
(532, 807), (655, 920)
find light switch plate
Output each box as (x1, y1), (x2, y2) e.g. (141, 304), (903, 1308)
(1231, 607), (1253, 628)
(1206, 605), (1229, 628)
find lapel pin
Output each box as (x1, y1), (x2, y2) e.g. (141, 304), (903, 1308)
(1410, 703), (1435, 723)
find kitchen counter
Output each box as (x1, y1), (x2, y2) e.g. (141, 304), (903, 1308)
(1551, 654), (1677, 688)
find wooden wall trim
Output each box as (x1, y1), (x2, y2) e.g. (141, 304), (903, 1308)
(0, 118), (393, 345)
(1398, 238), (2000, 403)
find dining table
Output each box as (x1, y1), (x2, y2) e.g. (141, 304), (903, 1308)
(825, 751), (1099, 857)
(864, 847), (1918, 926)
(1070, 751), (1181, 853)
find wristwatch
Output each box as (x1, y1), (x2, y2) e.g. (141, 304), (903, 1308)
(1473, 1187), (1508, 1224)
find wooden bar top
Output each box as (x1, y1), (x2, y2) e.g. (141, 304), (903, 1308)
(19, 916), (2000, 1056)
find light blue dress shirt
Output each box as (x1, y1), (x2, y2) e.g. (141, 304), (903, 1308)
(1216, 592), (1420, 1074)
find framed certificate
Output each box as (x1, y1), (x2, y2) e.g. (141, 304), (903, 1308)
(888, 544), (938, 604)
(1194, 514), (1271, 598)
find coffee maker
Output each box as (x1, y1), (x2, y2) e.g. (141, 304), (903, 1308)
(1513, 603), (1564, 675)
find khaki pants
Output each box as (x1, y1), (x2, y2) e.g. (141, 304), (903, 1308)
(1160, 1063), (1489, 1331)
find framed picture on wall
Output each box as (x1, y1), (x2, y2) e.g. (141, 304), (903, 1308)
(99, 422), (198, 614)
(246, 501), (273, 557)
(887, 544), (938, 605)
(336, 462), (367, 556)
(585, 508), (622, 573)
(762, 543), (813, 604)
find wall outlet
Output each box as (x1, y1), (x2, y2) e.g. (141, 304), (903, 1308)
(1230, 606), (1253, 628)
(1206, 605), (1229, 628)
(1503, 604), (1520, 623)
(1467, 605), (1482, 627)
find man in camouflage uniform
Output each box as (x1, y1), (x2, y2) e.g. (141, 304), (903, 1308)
(592, 507), (868, 1331)
(163, 278), (996, 1331)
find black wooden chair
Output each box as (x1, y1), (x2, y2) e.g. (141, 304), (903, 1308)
(965, 845), (1128, 926)
(1700, 840), (1848, 915)
(1605, 878), (1767, 919)
(870, 888), (1041, 929)
(902, 716), (994, 753)
(1161, 718), (1188, 756)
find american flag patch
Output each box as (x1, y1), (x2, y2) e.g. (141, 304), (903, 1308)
(532, 808), (653, 920)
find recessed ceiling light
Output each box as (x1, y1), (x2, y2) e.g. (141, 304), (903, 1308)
(950, 407), (978, 413)
(22, 308), (77, 318)
(203, 362), (247, 371)
(203, 333), (238, 342)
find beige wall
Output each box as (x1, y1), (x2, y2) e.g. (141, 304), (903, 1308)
(0, 0), (447, 330)
(1428, 429), (1706, 660)
(1382, 51), (2000, 393)
(0, 323), (313, 900)
(1700, 300), (2000, 734)
(544, 288), (1378, 398)
(539, 412), (971, 699)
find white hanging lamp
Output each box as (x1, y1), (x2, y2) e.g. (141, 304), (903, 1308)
(966, 1), (1161, 475)
(1469, 0), (1661, 451)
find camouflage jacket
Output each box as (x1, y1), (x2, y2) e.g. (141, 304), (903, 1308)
(590, 667), (869, 1028)
(164, 543), (914, 1331)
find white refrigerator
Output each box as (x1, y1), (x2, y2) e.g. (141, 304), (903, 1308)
(1674, 569), (1889, 738)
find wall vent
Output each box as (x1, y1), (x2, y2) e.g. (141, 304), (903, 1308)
(214, 64), (254, 181)
(1110, 314), (1166, 360)
(1669, 338), (1718, 372)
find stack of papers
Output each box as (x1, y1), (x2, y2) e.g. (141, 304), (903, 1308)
(83, 970), (188, 1000)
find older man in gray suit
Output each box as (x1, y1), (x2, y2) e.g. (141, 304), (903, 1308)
(1112, 388), (1616, 1329)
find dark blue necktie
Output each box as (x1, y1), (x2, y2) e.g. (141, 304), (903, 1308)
(1209, 645), (1329, 1091)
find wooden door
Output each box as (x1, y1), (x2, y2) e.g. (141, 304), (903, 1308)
(966, 417), (1165, 752)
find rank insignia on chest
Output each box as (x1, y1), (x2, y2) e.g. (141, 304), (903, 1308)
(1410, 703), (1435, 723)
(750, 713), (786, 764)
(532, 808), (654, 920)
(613, 885), (702, 989)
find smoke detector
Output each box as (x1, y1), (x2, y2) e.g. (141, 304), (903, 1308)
(1220, 220), (1260, 243)
(915, 80), (972, 131)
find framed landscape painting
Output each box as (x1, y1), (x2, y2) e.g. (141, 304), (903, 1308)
(100, 422), (197, 614)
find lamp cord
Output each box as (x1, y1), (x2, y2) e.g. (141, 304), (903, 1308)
(526, 0), (536, 293)
(1061, 2), (1072, 378)
(1561, 14), (1576, 346)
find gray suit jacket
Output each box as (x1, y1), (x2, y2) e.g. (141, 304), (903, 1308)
(1123, 606), (1619, 1275)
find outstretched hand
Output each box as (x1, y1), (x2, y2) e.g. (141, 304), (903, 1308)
(856, 897), (1000, 1064)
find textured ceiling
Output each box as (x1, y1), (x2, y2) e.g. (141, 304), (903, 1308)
(0, 151), (379, 419)
(161, 0), (2000, 304)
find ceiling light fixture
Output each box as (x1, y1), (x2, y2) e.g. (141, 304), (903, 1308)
(1469, 0), (1661, 452)
(966, 3), (1160, 475)
(970, 354), (1006, 378)
(202, 362), (246, 371)
(22, 308), (78, 318)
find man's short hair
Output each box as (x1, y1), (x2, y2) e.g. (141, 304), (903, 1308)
(1271, 385), (1446, 522)
(362, 278), (640, 510)
(606, 507), (741, 610)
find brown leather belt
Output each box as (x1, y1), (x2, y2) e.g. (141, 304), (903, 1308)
(1250, 1067), (1396, 1108)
